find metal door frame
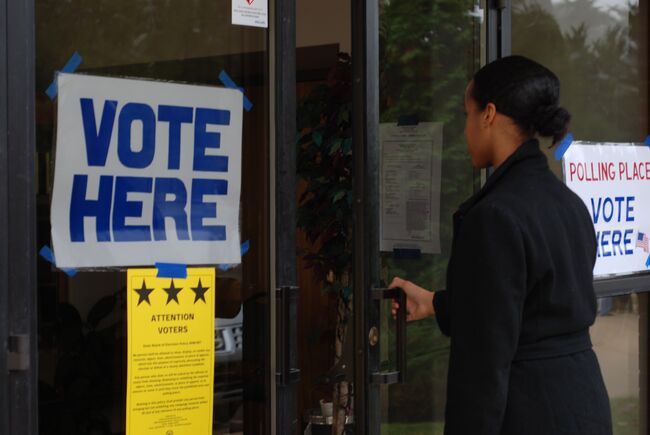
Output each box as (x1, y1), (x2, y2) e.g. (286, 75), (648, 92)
(0, 0), (38, 434)
(273, 0), (301, 433)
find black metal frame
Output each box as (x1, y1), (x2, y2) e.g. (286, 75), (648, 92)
(0, 0), (37, 434)
(274, 0), (300, 433)
(352, 0), (381, 433)
(486, 0), (511, 61)
(0, 0), (8, 431)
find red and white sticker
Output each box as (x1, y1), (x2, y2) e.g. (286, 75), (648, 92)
(232, 0), (267, 28)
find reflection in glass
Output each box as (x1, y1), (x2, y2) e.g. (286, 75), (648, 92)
(513, 2), (649, 433)
(378, 1), (483, 433)
(592, 293), (646, 435)
(36, 1), (271, 434)
(513, 0), (648, 179)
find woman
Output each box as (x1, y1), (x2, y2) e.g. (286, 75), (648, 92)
(391, 55), (612, 434)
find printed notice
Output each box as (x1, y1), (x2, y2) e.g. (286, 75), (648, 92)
(126, 268), (215, 435)
(563, 142), (650, 277)
(232, 0), (268, 28)
(380, 122), (443, 254)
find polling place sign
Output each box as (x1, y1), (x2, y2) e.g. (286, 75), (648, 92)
(51, 73), (243, 268)
(563, 142), (650, 277)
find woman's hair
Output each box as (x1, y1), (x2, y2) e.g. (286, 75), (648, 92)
(471, 55), (570, 144)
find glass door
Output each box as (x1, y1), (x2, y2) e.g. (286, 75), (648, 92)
(375, 0), (484, 431)
(34, 2), (273, 434)
(511, 2), (650, 433)
(351, 1), (490, 433)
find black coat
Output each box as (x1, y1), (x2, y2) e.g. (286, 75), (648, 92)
(433, 139), (612, 435)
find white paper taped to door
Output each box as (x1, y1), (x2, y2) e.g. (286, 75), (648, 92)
(563, 142), (650, 277)
(50, 73), (243, 268)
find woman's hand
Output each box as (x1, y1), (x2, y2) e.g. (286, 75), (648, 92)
(390, 277), (435, 322)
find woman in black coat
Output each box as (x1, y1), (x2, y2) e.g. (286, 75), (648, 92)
(391, 56), (612, 435)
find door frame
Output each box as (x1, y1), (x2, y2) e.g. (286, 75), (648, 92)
(273, 0), (301, 434)
(0, 0), (38, 434)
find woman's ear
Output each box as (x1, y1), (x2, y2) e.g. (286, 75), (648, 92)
(482, 102), (497, 127)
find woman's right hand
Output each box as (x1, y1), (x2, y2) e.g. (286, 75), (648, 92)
(389, 277), (435, 322)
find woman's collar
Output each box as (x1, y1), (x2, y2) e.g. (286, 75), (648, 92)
(458, 138), (546, 215)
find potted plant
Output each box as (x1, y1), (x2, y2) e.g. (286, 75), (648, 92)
(296, 53), (354, 435)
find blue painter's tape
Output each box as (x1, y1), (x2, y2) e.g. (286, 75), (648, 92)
(644, 136), (650, 147)
(218, 240), (251, 272)
(39, 245), (78, 277)
(241, 239), (250, 256)
(554, 132), (574, 160)
(397, 114), (419, 126)
(218, 70), (253, 112)
(156, 263), (188, 279)
(45, 52), (83, 100)
(393, 247), (421, 260)
(39, 245), (56, 264)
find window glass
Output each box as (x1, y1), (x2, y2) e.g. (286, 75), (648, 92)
(513, 2), (649, 433)
(35, 2), (271, 434)
(512, 0), (648, 175)
(376, 1), (484, 432)
(593, 293), (647, 435)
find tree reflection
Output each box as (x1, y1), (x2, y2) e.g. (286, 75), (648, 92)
(513, 0), (645, 142)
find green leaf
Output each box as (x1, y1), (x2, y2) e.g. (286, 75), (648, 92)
(343, 138), (352, 153)
(328, 139), (342, 155)
(313, 131), (323, 146)
(332, 191), (346, 203)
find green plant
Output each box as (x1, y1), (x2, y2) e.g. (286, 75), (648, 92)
(296, 53), (354, 434)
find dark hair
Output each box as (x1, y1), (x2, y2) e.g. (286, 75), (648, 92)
(471, 55), (570, 144)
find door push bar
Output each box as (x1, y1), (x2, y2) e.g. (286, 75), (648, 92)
(276, 286), (301, 386)
(370, 287), (407, 385)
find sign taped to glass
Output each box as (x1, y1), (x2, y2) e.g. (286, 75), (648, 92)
(563, 142), (650, 277)
(50, 73), (244, 268)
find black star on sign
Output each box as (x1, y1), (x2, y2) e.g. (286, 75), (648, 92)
(164, 279), (183, 305)
(191, 279), (209, 304)
(134, 280), (154, 306)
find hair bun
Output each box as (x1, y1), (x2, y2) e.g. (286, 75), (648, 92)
(534, 105), (571, 144)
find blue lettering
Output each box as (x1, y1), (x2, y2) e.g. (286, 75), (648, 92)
(602, 198), (613, 223)
(113, 176), (153, 242)
(80, 99), (117, 167)
(153, 178), (189, 241)
(69, 174), (113, 242)
(590, 197), (602, 224)
(614, 197), (624, 222)
(158, 105), (193, 170)
(118, 103), (156, 169)
(191, 178), (228, 240)
(626, 196), (635, 222)
(624, 229), (634, 255)
(193, 108), (230, 172)
(611, 230), (623, 255)
(601, 230), (611, 257)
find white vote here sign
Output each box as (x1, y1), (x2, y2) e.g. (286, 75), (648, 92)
(563, 142), (650, 277)
(51, 73), (243, 268)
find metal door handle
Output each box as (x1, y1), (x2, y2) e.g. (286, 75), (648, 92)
(276, 286), (301, 385)
(370, 287), (407, 384)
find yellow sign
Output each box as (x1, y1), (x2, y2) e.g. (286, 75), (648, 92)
(126, 268), (215, 435)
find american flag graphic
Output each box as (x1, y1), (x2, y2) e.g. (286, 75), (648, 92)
(636, 232), (649, 252)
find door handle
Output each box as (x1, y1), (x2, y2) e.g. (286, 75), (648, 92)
(370, 287), (407, 384)
(276, 286), (301, 385)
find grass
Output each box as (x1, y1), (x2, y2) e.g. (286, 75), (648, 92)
(380, 397), (639, 435)
(611, 396), (639, 435)
(381, 421), (445, 435)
